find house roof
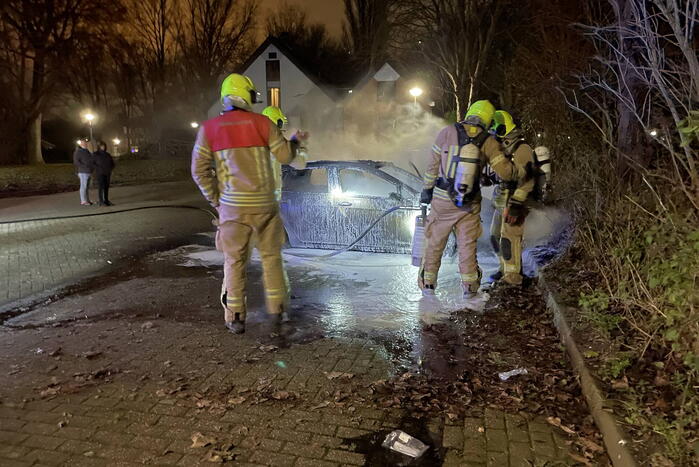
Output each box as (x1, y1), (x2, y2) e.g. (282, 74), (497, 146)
(238, 36), (347, 102)
(351, 60), (410, 93)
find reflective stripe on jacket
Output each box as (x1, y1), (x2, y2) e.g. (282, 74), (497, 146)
(191, 110), (298, 219)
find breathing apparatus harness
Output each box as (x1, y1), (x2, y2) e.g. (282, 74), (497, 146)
(492, 137), (552, 203)
(435, 123), (489, 209)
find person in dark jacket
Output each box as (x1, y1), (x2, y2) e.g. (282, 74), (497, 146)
(73, 139), (94, 205)
(93, 141), (115, 206)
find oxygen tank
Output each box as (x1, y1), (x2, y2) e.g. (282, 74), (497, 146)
(533, 146), (552, 201)
(411, 205), (428, 267)
(452, 144), (481, 207)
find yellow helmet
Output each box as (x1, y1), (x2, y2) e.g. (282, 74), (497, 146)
(220, 73), (259, 110)
(491, 110), (516, 137)
(463, 100), (496, 128)
(262, 106), (288, 129)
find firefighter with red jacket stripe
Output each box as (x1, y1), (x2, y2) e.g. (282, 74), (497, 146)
(191, 74), (307, 334)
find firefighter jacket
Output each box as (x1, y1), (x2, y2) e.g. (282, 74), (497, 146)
(493, 131), (536, 209)
(191, 110), (300, 222)
(422, 124), (524, 205)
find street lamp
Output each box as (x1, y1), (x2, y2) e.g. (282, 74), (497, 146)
(83, 112), (96, 140)
(409, 87), (423, 108)
(112, 138), (121, 156)
(190, 121), (199, 129)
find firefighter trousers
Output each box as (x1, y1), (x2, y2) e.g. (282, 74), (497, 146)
(490, 207), (526, 285)
(216, 211), (289, 323)
(420, 197), (482, 293)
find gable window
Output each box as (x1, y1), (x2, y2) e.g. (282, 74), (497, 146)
(266, 60), (280, 82)
(268, 52), (277, 59)
(268, 87), (281, 107)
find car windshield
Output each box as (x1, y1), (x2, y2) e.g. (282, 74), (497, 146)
(379, 164), (421, 192)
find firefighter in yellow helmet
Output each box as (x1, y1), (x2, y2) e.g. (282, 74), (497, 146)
(419, 100), (529, 298)
(262, 106), (289, 201)
(191, 74), (308, 334)
(487, 110), (536, 286)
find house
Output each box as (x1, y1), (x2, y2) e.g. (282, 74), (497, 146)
(206, 37), (434, 165)
(207, 36), (346, 132)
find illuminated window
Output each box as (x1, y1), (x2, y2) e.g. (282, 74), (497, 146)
(268, 87), (281, 107)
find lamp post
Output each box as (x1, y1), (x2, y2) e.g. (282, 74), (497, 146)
(112, 138), (121, 156)
(83, 112), (95, 140)
(409, 87), (423, 109)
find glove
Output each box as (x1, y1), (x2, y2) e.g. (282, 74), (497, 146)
(420, 188), (434, 205)
(504, 200), (526, 225)
(291, 130), (309, 144)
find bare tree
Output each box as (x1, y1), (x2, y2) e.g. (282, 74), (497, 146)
(266, 2), (345, 85)
(0, 0), (119, 164)
(400, 0), (505, 120)
(567, 0), (698, 206)
(176, 0), (257, 117)
(342, 0), (397, 71)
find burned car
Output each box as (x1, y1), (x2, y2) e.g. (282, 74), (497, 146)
(280, 161), (423, 254)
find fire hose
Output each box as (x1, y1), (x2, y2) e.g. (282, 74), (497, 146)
(0, 204), (419, 260)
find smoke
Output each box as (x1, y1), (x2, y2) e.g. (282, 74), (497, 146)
(296, 100), (448, 176)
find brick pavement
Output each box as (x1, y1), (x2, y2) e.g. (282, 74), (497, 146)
(0, 314), (574, 466)
(0, 182), (211, 311)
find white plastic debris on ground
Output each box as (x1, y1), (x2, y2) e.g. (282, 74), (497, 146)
(382, 430), (429, 458)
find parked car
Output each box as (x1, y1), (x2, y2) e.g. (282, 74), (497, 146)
(280, 161), (423, 253)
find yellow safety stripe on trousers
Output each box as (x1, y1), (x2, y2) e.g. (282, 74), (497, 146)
(460, 272), (480, 283)
(226, 297), (245, 306)
(504, 263), (521, 273)
(219, 192), (276, 207)
(434, 187), (451, 201)
(422, 271), (437, 282)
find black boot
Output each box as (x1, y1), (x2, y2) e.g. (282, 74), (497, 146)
(488, 270), (503, 283)
(225, 313), (245, 334)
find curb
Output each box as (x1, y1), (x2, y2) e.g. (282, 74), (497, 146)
(538, 274), (638, 467)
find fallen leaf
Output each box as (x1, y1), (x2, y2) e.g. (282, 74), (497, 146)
(611, 377), (629, 390)
(227, 396), (246, 405)
(191, 432), (216, 449)
(578, 437), (604, 453)
(546, 416), (576, 435)
(141, 322), (154, 331)
(196, 399), (212, 409)
(272, 391), (292, 400)
(49, 348), (62, 357)
(40, 387), (60, 397)
(311, 401), (331, 410)
(325, 372), (354, 380)
(82, 351), (102, 360)
(258, 345), (278, 352)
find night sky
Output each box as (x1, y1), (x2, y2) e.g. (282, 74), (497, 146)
(258, 0), (345, 38)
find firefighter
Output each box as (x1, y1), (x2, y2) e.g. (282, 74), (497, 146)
(419, 100), (529, 299)
(487, 110), (536, 286)
(262, 106), (288, 202)
(191, 74), (308, 334)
